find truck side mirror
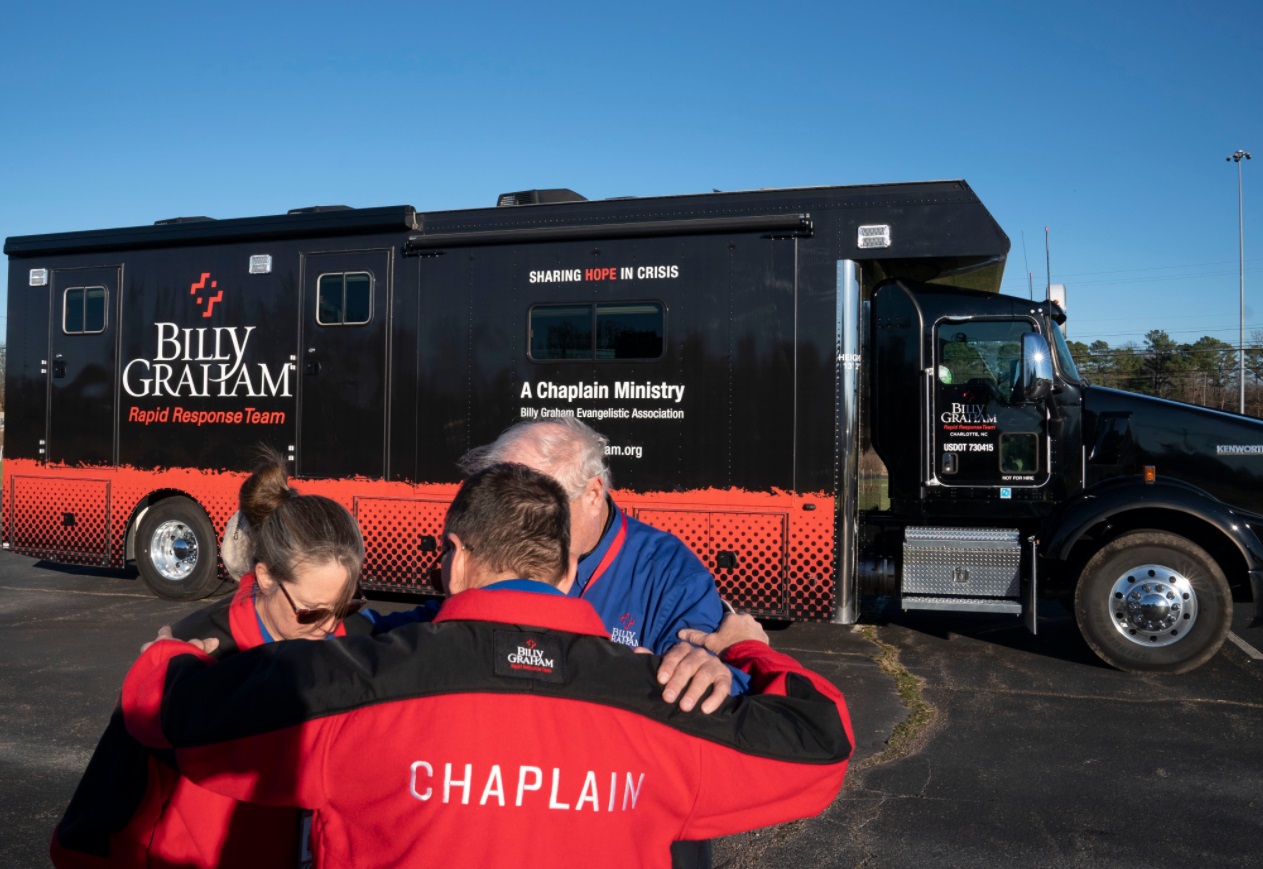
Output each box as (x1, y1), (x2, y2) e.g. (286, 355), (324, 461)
(1019, 333), (1054, 403)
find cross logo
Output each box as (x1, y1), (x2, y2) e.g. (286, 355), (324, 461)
(189, 272), (223, 318)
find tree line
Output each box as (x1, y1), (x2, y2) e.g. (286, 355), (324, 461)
(1066, 330), (1263, 415)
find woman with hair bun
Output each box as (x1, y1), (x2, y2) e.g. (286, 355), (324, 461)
(51, 447), (368, 868)
(236, 446), (367, 643)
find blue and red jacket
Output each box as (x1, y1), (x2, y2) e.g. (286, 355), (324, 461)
(572, 500), (724, 653)
(123, 586), (853, 869)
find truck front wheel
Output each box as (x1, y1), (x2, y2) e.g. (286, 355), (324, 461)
(1074, 530), (1231, 674)
(135, 497), (221, 600)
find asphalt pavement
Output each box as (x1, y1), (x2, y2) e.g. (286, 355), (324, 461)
(2, 552), (1260, 868)
(714, 601), (1263, 868)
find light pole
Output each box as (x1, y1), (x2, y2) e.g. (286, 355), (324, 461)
(1229, 149), (1251, 414)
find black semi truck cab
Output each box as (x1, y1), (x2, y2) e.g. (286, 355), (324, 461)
(853, 276), (1263, 673)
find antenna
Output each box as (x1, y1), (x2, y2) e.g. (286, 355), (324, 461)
(1021, 231), (1033, 300)
(1045, 226), (1051, 297)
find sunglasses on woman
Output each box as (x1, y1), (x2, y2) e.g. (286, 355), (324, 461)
(276, 581), (369, 625)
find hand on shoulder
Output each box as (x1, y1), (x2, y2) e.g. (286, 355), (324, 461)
(140, 624), (220, 655)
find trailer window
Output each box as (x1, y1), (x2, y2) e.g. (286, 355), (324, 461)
(317, 272), (372, 325)
(530, 302), (663, 361)
(531, 305), (592, 360)
(596, 303), (664, 360)
(63, 286), (107, 334)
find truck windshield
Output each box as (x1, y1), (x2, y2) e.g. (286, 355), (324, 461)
(1050, 325), (1081, 383)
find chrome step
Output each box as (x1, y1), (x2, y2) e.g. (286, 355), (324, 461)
(901, 595), (1022, 615)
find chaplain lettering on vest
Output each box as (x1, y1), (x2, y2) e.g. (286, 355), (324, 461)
(123, 463), (854, 869)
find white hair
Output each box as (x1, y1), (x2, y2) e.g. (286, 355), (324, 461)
(459, 417), (612, 500)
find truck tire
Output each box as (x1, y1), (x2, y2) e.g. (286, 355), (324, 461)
(1074, 530), (1232, 674)
(135, 497), (221, 600)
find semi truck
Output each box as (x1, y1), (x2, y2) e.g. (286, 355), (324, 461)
(5, 180), (1261, 674)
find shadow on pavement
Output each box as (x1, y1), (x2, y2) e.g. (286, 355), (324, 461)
(33, 559), (140, 580)
(859, 595), (1110, 670)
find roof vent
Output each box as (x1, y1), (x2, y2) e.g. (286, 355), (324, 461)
(496, 189), (587, 207)
(154, 216), (216, 225)
(288, 205), (353, 214)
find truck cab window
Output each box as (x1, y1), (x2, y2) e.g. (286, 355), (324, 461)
(530, 301), (663, 361)
(317, 272), (372, 325)
(63, 286), (107, 334)
(938, 320), (1032, 406)
(1000, 433), (1038, 473)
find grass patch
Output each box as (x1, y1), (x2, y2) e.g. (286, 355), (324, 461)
(857, 624), (937, 766)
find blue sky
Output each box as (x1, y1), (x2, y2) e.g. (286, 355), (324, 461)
(2, 0), (1259, 348)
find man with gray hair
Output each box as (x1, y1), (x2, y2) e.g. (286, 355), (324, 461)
(459, 417), (750, 709)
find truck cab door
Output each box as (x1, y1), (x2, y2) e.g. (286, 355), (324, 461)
(930, 318), (1048, 490)
(47, 267), (119, 465)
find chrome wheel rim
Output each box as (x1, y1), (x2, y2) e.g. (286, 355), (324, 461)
(149, 519), (200, 582)
(1107, 563), (1197, 647)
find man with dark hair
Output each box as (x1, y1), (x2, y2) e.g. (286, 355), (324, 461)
(123, 463), (854, 869)
(442, 461), (572, 590)
(457, 417), (745, 714)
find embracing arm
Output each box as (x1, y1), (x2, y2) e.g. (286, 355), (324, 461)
(121, 640), (339, 810)
(352, 598), (443, 635)
(678, 634), (854, 839)
(642, 547), (753, 703)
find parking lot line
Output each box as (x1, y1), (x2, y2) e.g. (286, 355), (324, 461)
(1227, 631), (1263, 661)
(0, 585), (153, 599)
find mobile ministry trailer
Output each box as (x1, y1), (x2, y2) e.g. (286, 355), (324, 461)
(6, 180), (1262, 674)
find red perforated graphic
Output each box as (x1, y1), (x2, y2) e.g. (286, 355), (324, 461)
(9, 476), (111, 564)
(1, 461), (836, 620)
(624, 490), (835, 621)
(635, 509), (789, 614)
(712, 512), (789, 612)
(1, 459), (460, 595)
(354, 497), (449, 592)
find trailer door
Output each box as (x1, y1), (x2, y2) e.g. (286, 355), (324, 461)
(298, 250), (391, 479)
(930, 318), (1049, 489)
(48, 267), (119, 465)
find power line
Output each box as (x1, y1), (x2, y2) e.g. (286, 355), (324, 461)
(1002, 265), (1258, 294)
(1039, 257), (1262, 280)
(998, 255), (1261, 296)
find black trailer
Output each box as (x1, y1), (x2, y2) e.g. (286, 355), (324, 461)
(6, 180), (1261, 673)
